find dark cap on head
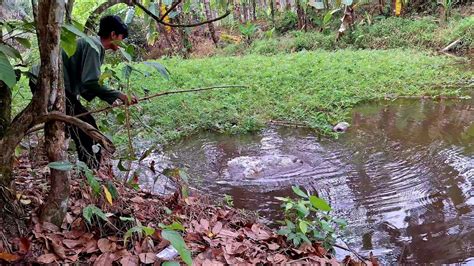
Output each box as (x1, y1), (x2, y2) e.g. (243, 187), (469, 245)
(98, 15), (129, 39)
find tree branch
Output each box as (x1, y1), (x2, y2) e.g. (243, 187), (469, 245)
(132, 0), (231, 28)
(36, 112), (116, 153)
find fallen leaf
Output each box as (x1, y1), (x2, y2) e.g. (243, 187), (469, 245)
(50, 240), (67, 259)
(20, 199), (31, 205)
(63, 239), (84, 249)
(224, 243), (248, 255)
(85, 239), (98, 253)
(200, 218), (210, 231)
(120, 255), (139, 266)
(93, 252), (115, 266)
(212, 222), (223, 235)
(18, 237), (30, 254)
(267, 253), (287, 263)
(138, 252), (156, 263)
(103, 185), (113, 205)
(0, 252), (20, 262)
(217, 229), (238, 238)
(98, 238), (117, 253)
(267, 242), (280, 250)
(37, 253), (57, 263)
(130, 196), (144, 204)
(42, 222), (60, 232)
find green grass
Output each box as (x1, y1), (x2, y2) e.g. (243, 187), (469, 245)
(104, 49), (471, 147)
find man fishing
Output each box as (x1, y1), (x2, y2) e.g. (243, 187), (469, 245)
(31, 15), (137, 169)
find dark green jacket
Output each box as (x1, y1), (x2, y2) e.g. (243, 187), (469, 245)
(62, 36), (120, 104)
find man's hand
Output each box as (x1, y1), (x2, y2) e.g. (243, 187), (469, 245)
(117, 93), (138, 106)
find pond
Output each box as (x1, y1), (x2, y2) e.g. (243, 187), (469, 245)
(137, 93), (473, 264)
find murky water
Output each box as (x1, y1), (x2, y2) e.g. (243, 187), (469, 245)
(140, 93), (474, 263)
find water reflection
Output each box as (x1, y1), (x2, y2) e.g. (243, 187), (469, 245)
(162, 94), (473, 263)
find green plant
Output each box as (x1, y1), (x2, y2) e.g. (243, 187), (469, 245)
(239, 22), (258, 44)
(223, 194), (234, 207)
(275, 11), (298, 33)
(276, 186), (347, 249)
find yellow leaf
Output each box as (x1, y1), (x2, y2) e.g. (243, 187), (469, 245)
(103, 185), (113, 205)
(395, 0), (402, 16)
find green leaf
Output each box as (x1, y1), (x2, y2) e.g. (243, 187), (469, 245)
(323, 11), (332, 25)
(14, 37), (31, 48)
(0, 52), (16, 88)
(85, 171), (101, 195)
(106, 181), (119, 199)
(301, 234), (311, 244)
(63, 24), (100, 56)
(48, 161), (74, 171)
(334, 218), (347, 228)
(83, 204), (108, 224)
(160, 221), (185, 231)
(299, 220), (308, 234)
(143, 61), (170, 80)
(142, 226), (155, 236)
(122, 64), (133, 79)
(277, 228), (291, 235)
(124, 226), (144, 245)
(162, 230), (192, 266)
(275, 196), (290, 202)
(120, 48), (132, 62)
(61, 28), (78, 57)
(292, 186), (308, 198)
(0, 44), (21, 60)
(163, 262), (180, 266)
(296, 202), (309, 217)
(309, 196), (332, 211)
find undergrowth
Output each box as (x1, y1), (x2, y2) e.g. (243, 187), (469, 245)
(215, 16), (474, 56)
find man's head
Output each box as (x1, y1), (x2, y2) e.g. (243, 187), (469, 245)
(98, 15), (128, 51)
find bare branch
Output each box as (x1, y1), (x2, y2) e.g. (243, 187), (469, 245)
(132, 0), (231, 28)
(36, 112), (116, 153)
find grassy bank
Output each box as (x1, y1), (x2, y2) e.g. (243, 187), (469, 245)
(106, 49), (471, 146)
(215, 16), (474, 57)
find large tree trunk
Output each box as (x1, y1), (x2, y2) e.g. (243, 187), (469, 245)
(203, 0), (219, 46)
(35, 0), (69, 226)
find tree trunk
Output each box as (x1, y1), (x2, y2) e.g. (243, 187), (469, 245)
(242, 3), (248, 21)
(296, 0), (304, 29)
(251, 0), (257, 20)
(203, 0), (219, 46)
(233, 0), (242, 23)
(35, 0), (69, 226)
(270, 0), (275, 26)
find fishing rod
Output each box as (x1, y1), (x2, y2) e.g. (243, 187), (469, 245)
(75, 85), (249, 118)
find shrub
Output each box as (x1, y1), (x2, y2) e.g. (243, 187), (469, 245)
(275, 11), (298, 34)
